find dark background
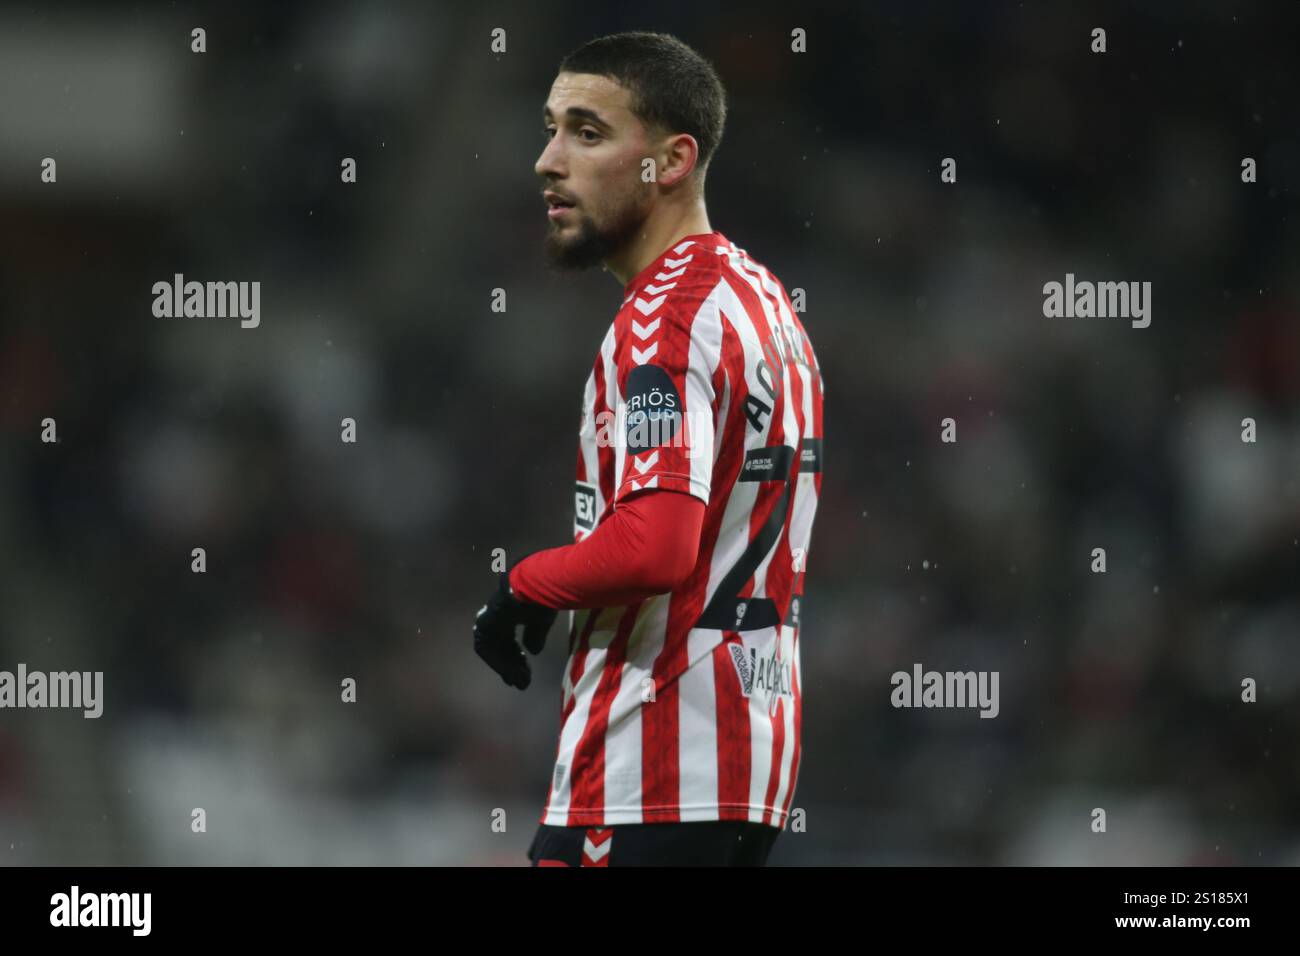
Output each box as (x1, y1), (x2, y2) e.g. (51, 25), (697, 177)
(1, 0), (1297, 864)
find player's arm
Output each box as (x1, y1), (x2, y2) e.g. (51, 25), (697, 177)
(471, 489), (703, 690)
(472, 294), (715, 688)
(508, 487), (704, 609)
(512, 286), (718, 608)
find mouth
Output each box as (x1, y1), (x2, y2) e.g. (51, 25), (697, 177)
(544, 191), (577, 220)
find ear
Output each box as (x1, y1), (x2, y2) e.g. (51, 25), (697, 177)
(656, 132), (700, 189)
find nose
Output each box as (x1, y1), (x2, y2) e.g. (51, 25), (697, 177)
(534, 132), (565, 180)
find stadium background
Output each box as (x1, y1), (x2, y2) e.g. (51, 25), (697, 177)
(1, 1), (1297, 864)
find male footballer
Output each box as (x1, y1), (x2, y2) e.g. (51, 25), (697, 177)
(472, 31), (825, 867)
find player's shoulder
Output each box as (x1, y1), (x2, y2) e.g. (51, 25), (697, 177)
(617, 232), (734, 334)
(709, 239), (819, 365)
(715, 236), (797, 307)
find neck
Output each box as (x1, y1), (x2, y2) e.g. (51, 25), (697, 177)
(604, 197), (712, 286)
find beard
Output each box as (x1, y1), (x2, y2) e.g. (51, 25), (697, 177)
(543, 188), (649, 272)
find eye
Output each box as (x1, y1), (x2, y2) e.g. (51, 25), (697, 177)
(543, 126), (557, 139)
(578, 128), (601, 143)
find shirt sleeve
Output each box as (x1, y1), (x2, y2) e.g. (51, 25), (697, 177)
(611, 299), (719, 506)
(508, 488), (706, 610)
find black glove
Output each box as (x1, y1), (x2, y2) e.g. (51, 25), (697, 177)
(473, 569), (558, 690)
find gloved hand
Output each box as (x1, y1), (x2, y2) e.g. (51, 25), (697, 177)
(473, 569), (557, 690)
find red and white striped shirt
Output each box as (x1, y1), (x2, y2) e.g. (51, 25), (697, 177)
(542, 231), (824, 829)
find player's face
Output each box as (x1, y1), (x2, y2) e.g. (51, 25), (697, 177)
(536, 72), (654, 271)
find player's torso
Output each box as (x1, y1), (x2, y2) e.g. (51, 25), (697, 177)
(545, 233), (824, 826)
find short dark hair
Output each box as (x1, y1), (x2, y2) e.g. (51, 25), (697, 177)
(558, 31), (727, 180)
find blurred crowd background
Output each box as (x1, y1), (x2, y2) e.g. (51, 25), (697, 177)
(1, 1), (1297, 865)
